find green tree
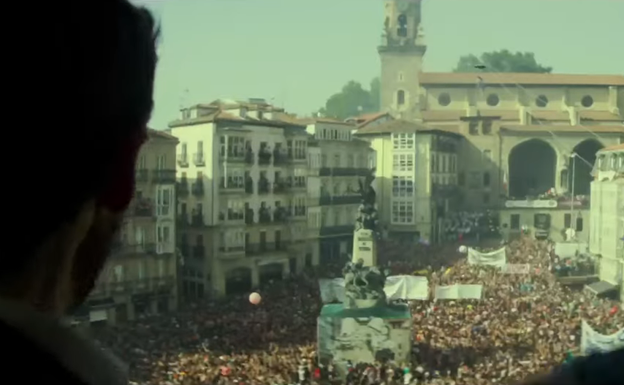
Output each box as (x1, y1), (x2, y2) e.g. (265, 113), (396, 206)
(318, 78), (380, 120)
(453, 49), (552, 73)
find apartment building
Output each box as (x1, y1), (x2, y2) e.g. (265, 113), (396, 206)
(590, 144), (624, 300)
(355, 120), (461, 243)
(300, 118), (375, 263)
(74, 129), (179, 325)
(170, 99), (318, 299)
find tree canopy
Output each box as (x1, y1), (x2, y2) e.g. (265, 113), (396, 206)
(317, 78), (380, 121)
(453, 49), (552, 73)
(317, 50), (551, 119)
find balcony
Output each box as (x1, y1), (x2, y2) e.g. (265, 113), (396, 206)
(258, 179), (270, 194)
(319, 167), (331, 176)
(288, 177), (307, 192)
(332, 167), (359, 177)
(177, 213), (189, 227)
(273, 207), (290, 223)
(222, 149), (246, 163)
(245, 150), (255, 165)
(320, 225), (354, 237)
(192, 245), (205, 258)
(128, 198), (154, 218)
(111, 242), (156, 257)
(319, 195), (360, 206)
(273, 149), (290, 166)
(258, 209), (272, 224)
(220, 177), (244, 193)
(193, 152), (205, 166)
(273, 180), (288, 194)
(177, 181), (189, 197)
(245, 242), (288, 256)
(135, 169), (149, 183)
(226, 210), (245, 222)
(179, 243), (190, 258)
(192, 181), (205, 196)
(258, 149), (272, 166)
(218, 245), (245, 259)
(152, 169), (176, 184)
(245, 178), (254, 194)
(177, 154), (189, 168)
(190, 212), (205, 227)
(245, 209), (255, 225)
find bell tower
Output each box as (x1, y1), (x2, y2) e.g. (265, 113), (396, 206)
(378, 0), (427, 120)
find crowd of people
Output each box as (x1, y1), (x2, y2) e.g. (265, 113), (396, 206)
(92, 236), (623, 385)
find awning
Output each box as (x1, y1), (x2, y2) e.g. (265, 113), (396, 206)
(584, 281), (618, 296)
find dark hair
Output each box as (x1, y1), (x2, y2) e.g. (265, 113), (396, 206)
(4, 0), (160, 279)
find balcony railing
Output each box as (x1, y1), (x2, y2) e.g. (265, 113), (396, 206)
(190, 213), (205, 227)
(111, 242), (157, 256)
(222, 150), (246, 162)
(129, 198), (154, 217)
(273, 150), (290, 165)
(177, 154), (189, 167)
(320, 225), (354, 237)
(193, 152), (205, 166)
(192, 245), (205, 258)
(192, 181), (205, 196)
(220, 177), (244, 192)
(258, 150), (272, 165)
(245, 242), (288, 256)
(177, 181), (189, 197)
(152, 169), (176, 184)
(245, 150), (255, 165)
(320, 195), (360, 206)
(258, 180), (270, 194)
(218, 245), (245, 253)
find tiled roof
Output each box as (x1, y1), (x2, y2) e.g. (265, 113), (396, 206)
(168, 109), (305, 129)
(500, 125), (624, 134)
(148, 128), (178, 141)
(599, 143), (624, 152)
(355, 119), (460, 136)
(420, 72), (624, 86)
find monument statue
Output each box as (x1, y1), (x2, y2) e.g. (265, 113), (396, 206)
(354, 168), (379, 233)
(317, 166), (412, 375)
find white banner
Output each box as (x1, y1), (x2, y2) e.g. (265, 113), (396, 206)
(434, 284), (483, 300)
(581, 320), (624, 355)
(555, 242), (588, 259)
(502, 264), (530, 274)
(467, 247), (507, 268)
(318, 275), (429, 303)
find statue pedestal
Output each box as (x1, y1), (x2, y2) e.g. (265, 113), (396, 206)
(343, 298), (385, 310)
(352, 229), (377, 267)
(317, 303), (412, 377)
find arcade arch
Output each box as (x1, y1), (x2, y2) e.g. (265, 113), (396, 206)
(508, 139), (557, 198)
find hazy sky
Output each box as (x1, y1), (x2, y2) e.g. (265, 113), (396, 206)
(136, 0), (624, 129)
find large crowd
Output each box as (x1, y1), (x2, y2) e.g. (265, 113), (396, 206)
(92, 236), (623, 385)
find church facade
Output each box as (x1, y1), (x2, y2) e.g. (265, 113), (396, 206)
(358, 0), (624, 243)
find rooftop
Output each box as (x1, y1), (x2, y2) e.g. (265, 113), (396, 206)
(355, 119), (460, 136)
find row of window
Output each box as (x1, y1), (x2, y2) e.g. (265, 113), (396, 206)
(320, 153), (370, 168)
(107, 260), (168, 283)
(316, 127), (352, 141)
(321, 206), (358, 227)
(431, 153), (457, 173)
(432, 92), (596, 109)
(137, 154), (169, 170)
(596, 151), (624, 172)
(508, 213), (583, 232)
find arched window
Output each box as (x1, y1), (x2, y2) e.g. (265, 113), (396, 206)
(397, 90), (405, 106)
(397, 14), (408, 37)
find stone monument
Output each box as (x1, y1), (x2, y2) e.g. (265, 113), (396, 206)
(317, 168), (412, 375)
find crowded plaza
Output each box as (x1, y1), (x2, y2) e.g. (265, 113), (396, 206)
(92, 236), (623, 385)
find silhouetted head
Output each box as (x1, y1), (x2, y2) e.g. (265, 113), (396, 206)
(1, 0), (159, 316)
